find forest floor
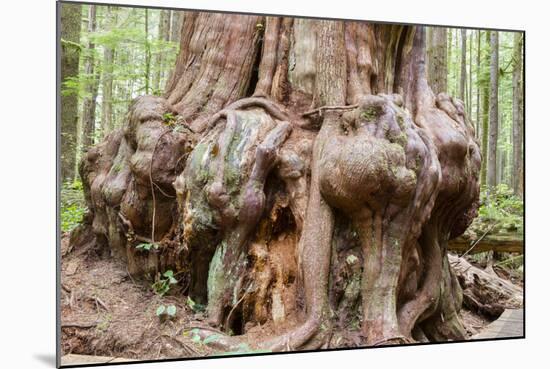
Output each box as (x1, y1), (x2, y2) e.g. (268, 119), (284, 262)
(59, 234), (520, 362)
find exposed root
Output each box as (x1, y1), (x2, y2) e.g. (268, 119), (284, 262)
(203, 97), (289, 132)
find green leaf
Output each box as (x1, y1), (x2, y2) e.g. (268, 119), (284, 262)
(156, 305), (166, 316)
(166, 305), (177, 316)
(202, 334), (221, 345)
(191, 334), (202, 344)
(163, 270), (174, 278)
(136, 242), (153, 251)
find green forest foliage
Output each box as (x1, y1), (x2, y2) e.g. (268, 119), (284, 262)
(444, 28), (523, 190)
(61, 5), (180, 155)
(61, 180), (86, 232)
(470, 184), (523, 236)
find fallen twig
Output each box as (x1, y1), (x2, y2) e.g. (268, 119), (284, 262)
(61, 321), (99, 329)
(459, 225), (495, 258)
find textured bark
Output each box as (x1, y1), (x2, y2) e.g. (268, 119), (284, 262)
(81, 5), (99, 153)
(60, 3), (82, 181)
(72, 14), (481, 351)
(427, 27), (447, 94)
(487, 31), (499, 189)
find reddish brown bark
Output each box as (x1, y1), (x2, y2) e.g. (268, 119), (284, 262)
(73, 13), (480, 351)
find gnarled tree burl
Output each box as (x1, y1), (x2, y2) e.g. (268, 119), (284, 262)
(75, 13), (481, 351)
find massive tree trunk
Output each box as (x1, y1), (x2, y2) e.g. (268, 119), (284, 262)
(60, 3), (82, 182)
(73, 14), (480, 350)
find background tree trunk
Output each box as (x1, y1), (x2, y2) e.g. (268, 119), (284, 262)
(487, 31), (499, 189)
(459, 29), (467, 101)
(100, 6), (116, 137)
(81, 4), (99, 153)
(512, 33), (523, 196)
(468, 31), (472, 117)
(427, 27), (447, 94)
(60, 3), (82, 182)
(480, 31), (490, 187)
(170, 10), (183, 44)
(476, 30), (481, 137)
(152, 10), (171, 94)
(144, 9), (150, 94)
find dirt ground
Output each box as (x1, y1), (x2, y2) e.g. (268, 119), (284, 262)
(60, 235), (510, 361)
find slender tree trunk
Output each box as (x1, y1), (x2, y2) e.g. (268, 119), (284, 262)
(153, 10), (171, 94)
(100, 6), (116, 136)
(480, 31), (490, 187)
(476, 30), (481, 137)
(487, 31), (499, 189)
(81, 5), (99, 153)
(427, 27), (447, 94)
(512, 32), (523, 196)
(60, 3), (82, 182)
(496, 111), (503, 183)
(468, 31), (472, 117)
(144, 9), (150, 94)
(170, 10), (183, 44)
(459, 29), (466, 102)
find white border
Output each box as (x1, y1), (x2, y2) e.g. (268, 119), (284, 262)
(0, 0), (547, 368)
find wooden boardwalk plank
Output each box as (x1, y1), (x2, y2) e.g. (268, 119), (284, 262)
(61, 354), (135, 366)
(472, 308), (524, 339)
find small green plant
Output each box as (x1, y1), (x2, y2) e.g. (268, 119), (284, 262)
(162, 112), (176, 125)
(151, 270), (178, 296)
(186, 296), (206, 313)
(135, 242), (159, 252)
(156, 304), (177, 321)
(187, 328), (222, 346)
(360, 107), (379, 121)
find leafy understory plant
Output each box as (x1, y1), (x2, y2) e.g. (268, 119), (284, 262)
(156, 304), (177, 321)
(187, 328), (222, 346)
(186, 296), (206, 313)
(135, 242), (159, 252)
(151, 270), (178, 296)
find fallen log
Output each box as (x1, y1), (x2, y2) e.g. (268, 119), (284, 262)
(449, 253), (523, 318)
(448, 234), (523, 254)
